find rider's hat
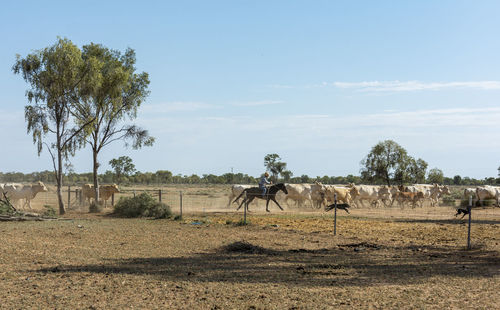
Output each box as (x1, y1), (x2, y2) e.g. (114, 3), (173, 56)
(264, 172), (269, 177)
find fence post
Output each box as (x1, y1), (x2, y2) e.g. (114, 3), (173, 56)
(111, 193), (115, 207)
(467, 195), (472, 250)
(159, 189), (162, 203)
(244, 191), (247, 224)
(67, 186), (71, 209)
(79, 188), (83, 205)
(179, 191), (183, 219)
(334, 193), (337, 236)
(133, 190), (136, 198)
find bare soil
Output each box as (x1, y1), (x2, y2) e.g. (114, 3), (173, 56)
(2, 184), (499, 309)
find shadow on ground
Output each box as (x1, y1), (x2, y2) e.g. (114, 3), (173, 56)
(36, 241), (500, 287)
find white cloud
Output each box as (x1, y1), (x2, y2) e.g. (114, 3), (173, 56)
(141, 101), (220, 113)
(331, 80), (500, 92)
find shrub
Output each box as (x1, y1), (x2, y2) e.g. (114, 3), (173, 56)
(42, 205), (57, 217)
(113, 193), (172, 219)
(0, 201), (14, 215)
(440, 196), (456, 207)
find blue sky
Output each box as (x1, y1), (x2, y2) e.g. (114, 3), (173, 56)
(1, 1), (500, 179)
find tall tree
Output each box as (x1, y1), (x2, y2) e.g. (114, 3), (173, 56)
(427, 168), (444, 184)
(264, 153), (287, 182)
(109, 156), (136, 184)
(360, 140), (427, 186)
(75, 43), (154, 202)
(12, 38), (97, 214)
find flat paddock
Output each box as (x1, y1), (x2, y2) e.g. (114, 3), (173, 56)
(1, 205), (499, 309)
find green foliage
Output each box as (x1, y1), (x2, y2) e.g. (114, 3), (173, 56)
(109, 156), (136, 184)
(427, 168), (444, 184)
(440, 196), (456, 207)
(42, 205), (57, 217)
(264, 154), (288, 182)
(360, 140), (428, 186)
(235, 219), (250, 226)
(0, 200), (15, 215)
(113, 193), (172, 218)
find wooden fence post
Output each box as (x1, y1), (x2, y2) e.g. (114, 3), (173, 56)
(159, 189), (162, 203)
(111, 193), (115, 207)
(67, 186), (71, 209)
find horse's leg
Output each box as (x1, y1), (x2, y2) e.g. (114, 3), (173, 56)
(246, 197), (255, 212)
(236, 198), (246, 211)
(270, 197), (284, 211)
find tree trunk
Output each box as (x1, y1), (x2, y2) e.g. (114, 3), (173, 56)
(92, 147), (100, 205)
(57, 144), (65, 215)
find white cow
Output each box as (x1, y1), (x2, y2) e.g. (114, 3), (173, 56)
(464, 187), (478, 204)
(476, 186), (500, 207)
(2, 181), (48, 209)
(352, 185), (390, 208)
(322, 184), (358, 205)
(310, 182), (327, 208)
(282, 184), (313, 208)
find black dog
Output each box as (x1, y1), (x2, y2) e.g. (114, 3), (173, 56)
(325, 203), (350, 214)
(455, 208), (470, 219)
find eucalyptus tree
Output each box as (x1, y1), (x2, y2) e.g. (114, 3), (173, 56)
(12, 38), (98, 214)
(109, 156), (136, 184)
(76, 43), (154, 202)
(264, 153), (288, 182)
(360, 140), (427, 186)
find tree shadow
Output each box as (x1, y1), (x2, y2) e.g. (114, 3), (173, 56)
(35, 241), (500, 288)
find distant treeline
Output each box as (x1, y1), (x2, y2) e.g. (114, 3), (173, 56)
(0, 170), (498, 186)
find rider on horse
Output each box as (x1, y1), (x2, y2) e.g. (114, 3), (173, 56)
(259, 172), (272, 198)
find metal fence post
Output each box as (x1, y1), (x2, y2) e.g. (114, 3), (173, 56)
(334, 193), (337, 236)
(180, 191), (183, 219)
(67, 186), (71, 209)
(244, 191), (247, 224)
(467, 195), (472, 250)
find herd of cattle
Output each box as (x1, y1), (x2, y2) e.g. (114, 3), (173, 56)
(1, 180), (500, 211)
(0, 182), (119, 210)
(228, 183), (500, 209)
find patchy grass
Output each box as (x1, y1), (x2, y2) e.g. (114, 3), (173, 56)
(0, 209), (499, 309)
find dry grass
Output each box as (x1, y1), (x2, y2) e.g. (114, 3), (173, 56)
(1, 205), (499, 309)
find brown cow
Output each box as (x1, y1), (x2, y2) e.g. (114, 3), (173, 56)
(81, 184), (119, 207)
(393, 186), (424, 208)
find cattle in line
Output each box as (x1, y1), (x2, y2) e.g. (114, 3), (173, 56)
(402, 184), (449, 207)
(81, 184), (120, 206)
(227, 185), (255, 207)
(1, 181), (48, 209)
(463, 188), (478, 204)
(351, 185), (392, 208)
(392, 187), (425, 208)
(310, 182), (327, 208)
(282, 183), (313, 208)
(322, 184), (358, 206)
(476, 185), (500, 207)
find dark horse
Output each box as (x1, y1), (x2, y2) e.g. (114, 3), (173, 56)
(233, 183), (288, 212)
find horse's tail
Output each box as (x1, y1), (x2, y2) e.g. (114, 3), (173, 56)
(233, 189), (247, 204)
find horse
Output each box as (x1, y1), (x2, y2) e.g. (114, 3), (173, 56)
(233, 183), (288, 212)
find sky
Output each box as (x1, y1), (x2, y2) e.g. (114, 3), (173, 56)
(1, 1), (500, 179)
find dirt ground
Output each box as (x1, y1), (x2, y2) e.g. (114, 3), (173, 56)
(1, 201), (499, 309)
